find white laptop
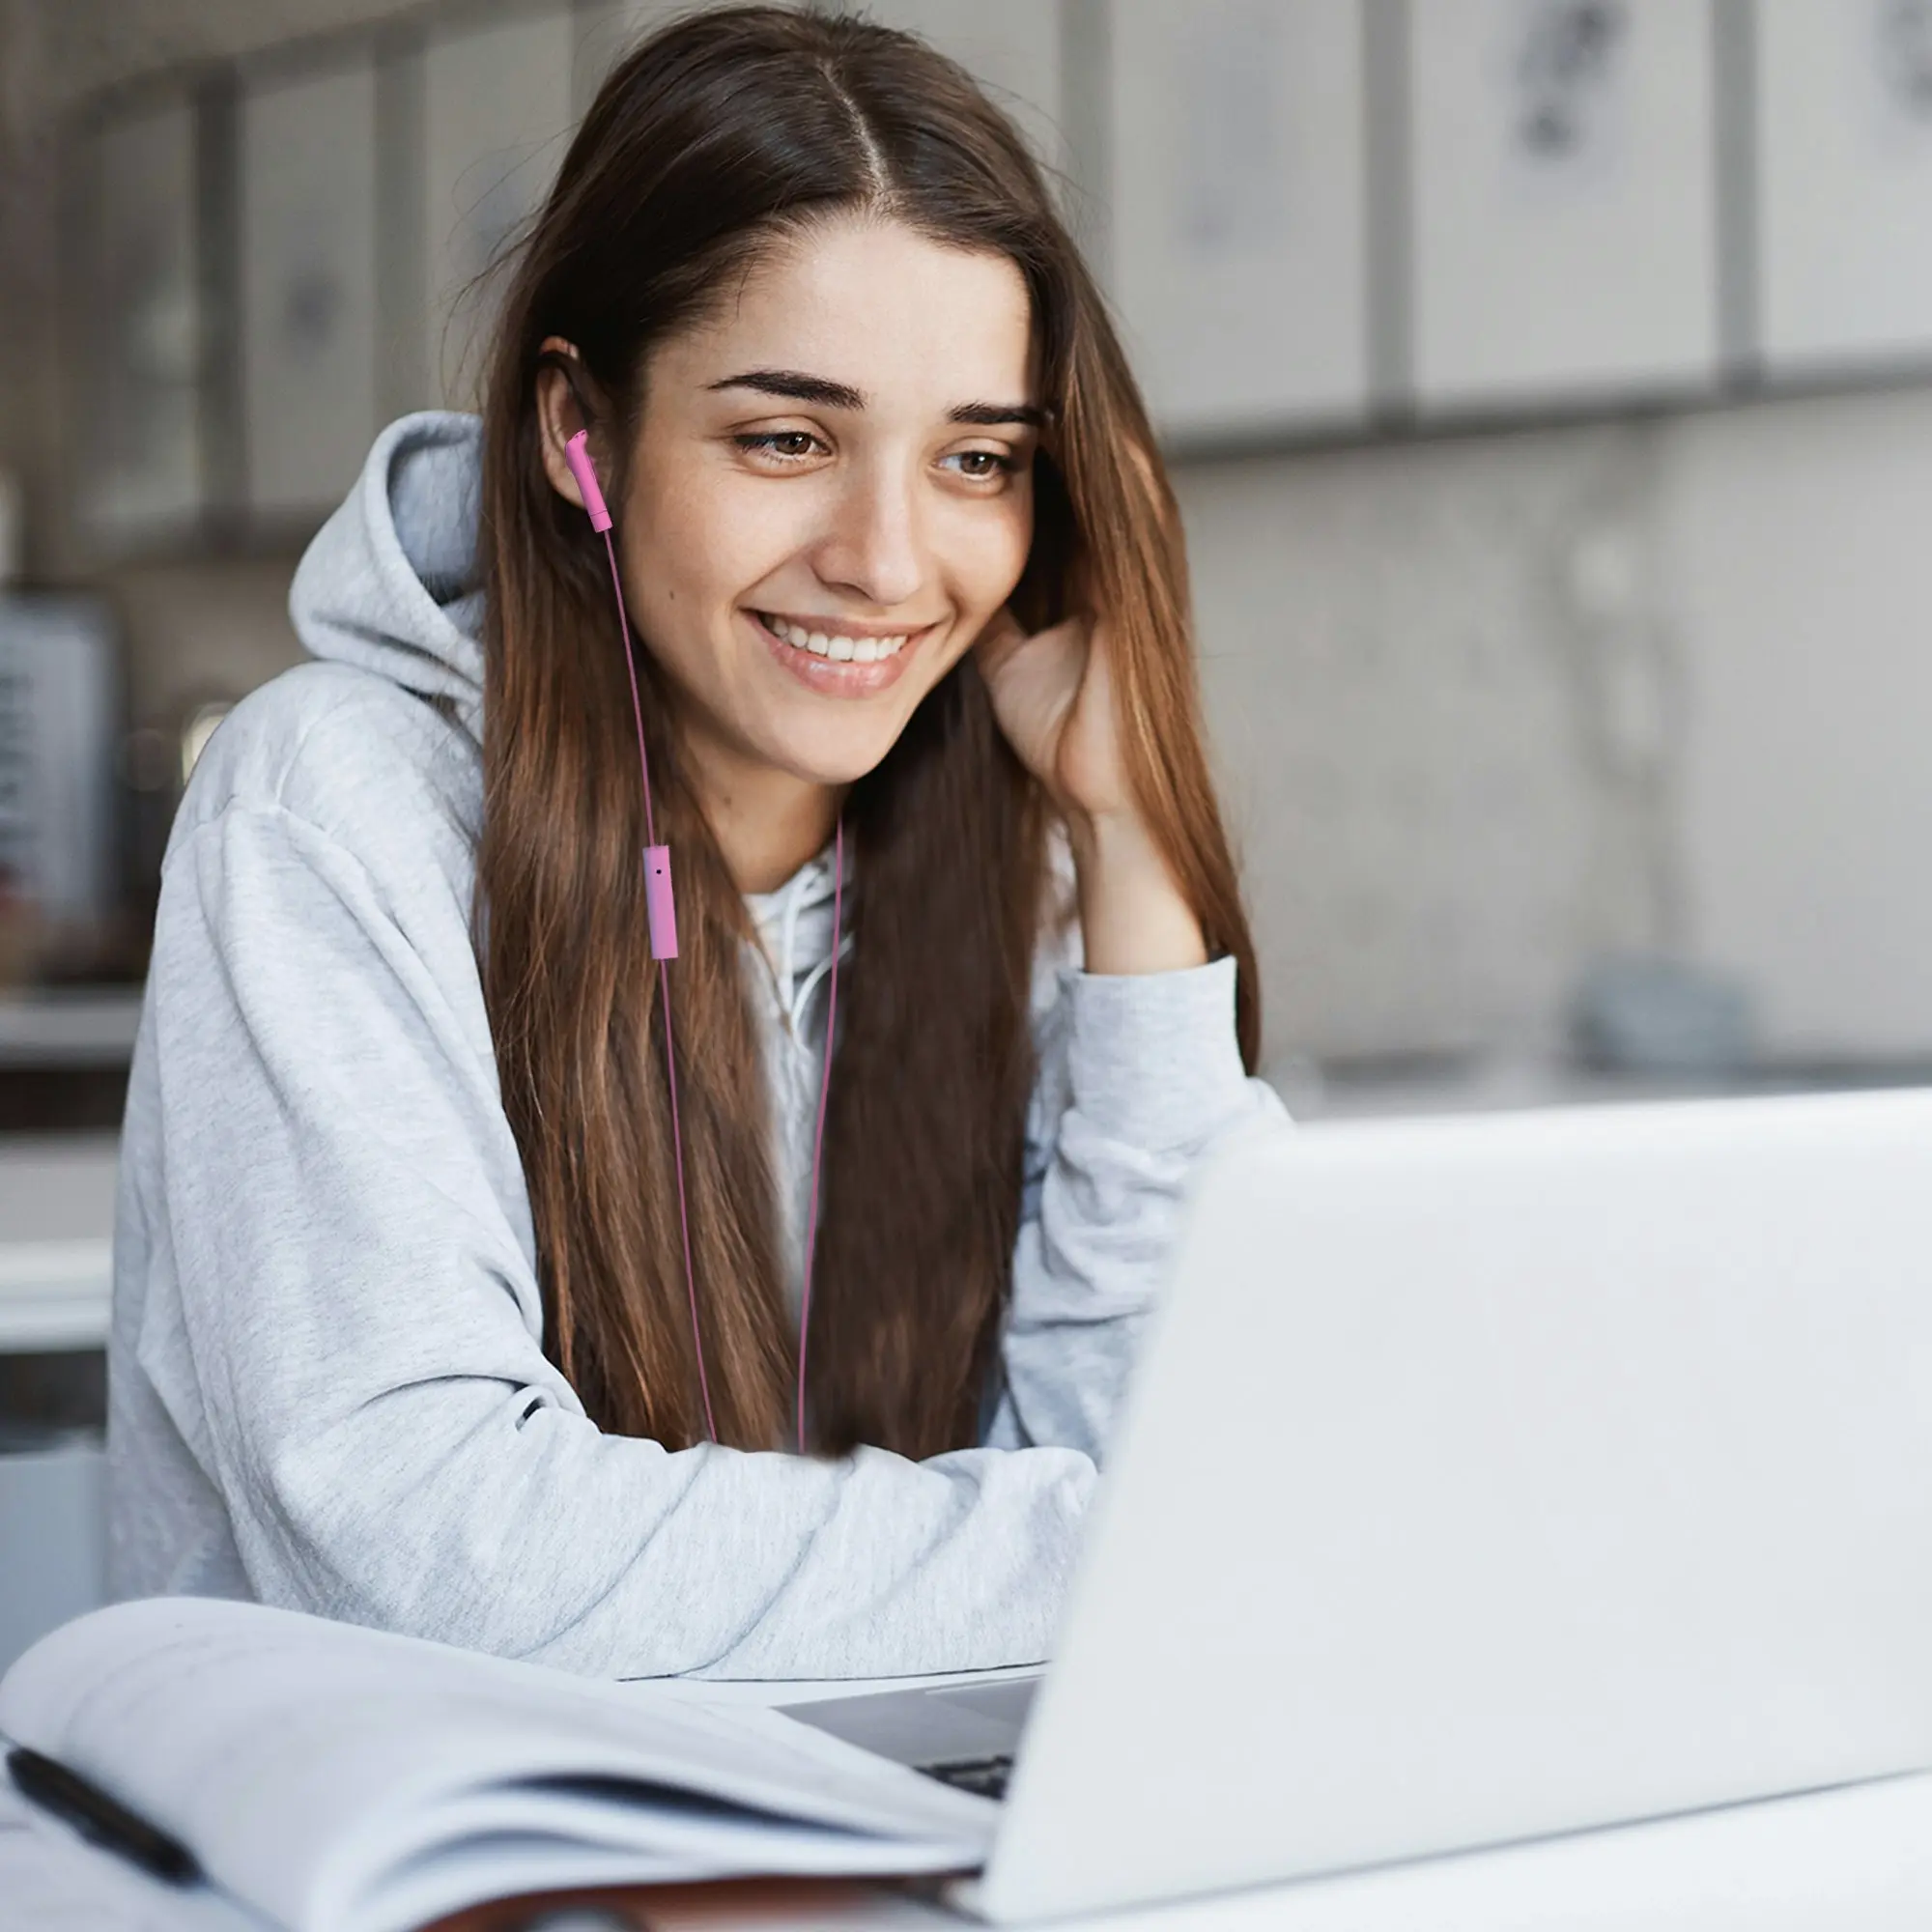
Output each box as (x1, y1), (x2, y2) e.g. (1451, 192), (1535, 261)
(783, 1088), (1932, 1921)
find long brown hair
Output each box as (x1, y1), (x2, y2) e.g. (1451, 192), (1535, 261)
(477, 7), (1259, 1458)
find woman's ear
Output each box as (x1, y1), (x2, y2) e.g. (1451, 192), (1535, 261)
(534, 337), (602, 513)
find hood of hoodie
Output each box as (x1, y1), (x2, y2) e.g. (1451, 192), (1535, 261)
(289, 412), (489, 738)
(290, 409), (847, 1018)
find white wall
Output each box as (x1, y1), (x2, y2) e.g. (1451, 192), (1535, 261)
(1661, 387), (1932, 1056)
(1179, 425), (1660, 1065)
(1174, 379), (1932, 1070)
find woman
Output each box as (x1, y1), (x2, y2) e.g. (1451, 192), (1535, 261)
(107, 8), (1286, 1678)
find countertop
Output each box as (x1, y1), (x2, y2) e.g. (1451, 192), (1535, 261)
(0, 1134), (118, 1351)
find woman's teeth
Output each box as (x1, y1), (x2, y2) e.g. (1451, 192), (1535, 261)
(763, 614), (909, 664)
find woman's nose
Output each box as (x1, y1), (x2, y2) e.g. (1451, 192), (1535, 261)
(810, 463), (925, 610)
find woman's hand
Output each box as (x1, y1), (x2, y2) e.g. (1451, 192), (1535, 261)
(977, 610), (1208, 976)
(974, 607), (1130, 826)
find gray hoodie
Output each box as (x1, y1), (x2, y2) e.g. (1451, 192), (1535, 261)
(107, 412), (1287, 1679)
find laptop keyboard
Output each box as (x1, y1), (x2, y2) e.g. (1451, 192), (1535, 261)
(919, 1753), (1013, 1801)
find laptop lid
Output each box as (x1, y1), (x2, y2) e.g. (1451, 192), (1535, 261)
(981, 1090), (1932, 1921)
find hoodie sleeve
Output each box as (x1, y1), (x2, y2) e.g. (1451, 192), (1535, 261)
(130, 796), (1092, 1680)
(985, 956), (1292, 1463)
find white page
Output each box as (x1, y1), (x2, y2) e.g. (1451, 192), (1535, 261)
(0, 1600), (995, 1932)
(0, 1776), (267, 1930)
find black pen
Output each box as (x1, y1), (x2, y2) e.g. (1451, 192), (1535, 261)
(6, 1744), (203, 1887)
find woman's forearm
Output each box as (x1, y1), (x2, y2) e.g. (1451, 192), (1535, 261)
(1067, 809), (1209, 977)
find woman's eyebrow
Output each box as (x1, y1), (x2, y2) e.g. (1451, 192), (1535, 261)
(949, 401), (1045, 429)
(708, 369), (1042, 429)
(709, 369), (863, 409)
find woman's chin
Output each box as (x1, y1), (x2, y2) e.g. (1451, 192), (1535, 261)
(769, 729), (902, 791)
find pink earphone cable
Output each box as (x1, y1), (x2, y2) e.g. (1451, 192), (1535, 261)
(573, 430), (838, 1453)
(794, 813), (843, 1455)
(599, 524), (717, 1444)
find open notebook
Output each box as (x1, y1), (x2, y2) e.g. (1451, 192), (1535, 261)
(0, 1597), (996, 1932)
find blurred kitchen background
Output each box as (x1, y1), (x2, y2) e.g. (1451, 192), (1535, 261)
(3, 0), (1932, 1660)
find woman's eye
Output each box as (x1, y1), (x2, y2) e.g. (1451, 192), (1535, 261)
(947, 449), (1016, 480)
(736, 431), (823, 461)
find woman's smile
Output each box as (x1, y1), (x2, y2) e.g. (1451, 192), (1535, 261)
(747, 608), (940, 696)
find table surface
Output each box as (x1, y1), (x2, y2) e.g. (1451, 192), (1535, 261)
(8, 1677), (1932, 1930)
(418, 1770), (1932, 1932)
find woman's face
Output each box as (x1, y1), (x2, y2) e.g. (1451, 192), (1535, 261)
(551, 213), (1040, 792)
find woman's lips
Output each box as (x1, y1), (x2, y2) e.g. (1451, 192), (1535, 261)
(749, 610), (932, 696)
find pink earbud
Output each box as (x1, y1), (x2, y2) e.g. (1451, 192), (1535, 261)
(564, 430), (612, 532)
